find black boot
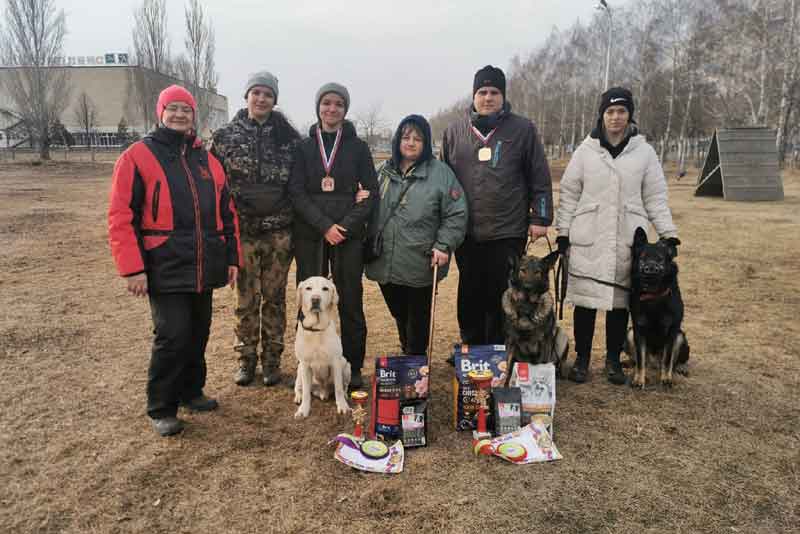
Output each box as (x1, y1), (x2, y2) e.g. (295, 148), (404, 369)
(568, 353), (590, 383)
(234, 353), (257, 386)
(605, 353), (627, 385)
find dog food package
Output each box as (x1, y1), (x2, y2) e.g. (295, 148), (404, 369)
(508, 362), (556, 436)
(370, 354), (429, 447)
(452, 344), (508, 431)
(491, 387), (523, 436)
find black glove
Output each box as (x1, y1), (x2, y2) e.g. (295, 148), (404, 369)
(660, 237), (680, 257)
(556, 236), (570, 255)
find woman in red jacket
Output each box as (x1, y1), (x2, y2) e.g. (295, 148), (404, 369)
(108, 85), (241, 437)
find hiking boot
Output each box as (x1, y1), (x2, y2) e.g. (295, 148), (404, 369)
(235, 354), (257, 386)
(262, 366), (281, 387)
(181, 394), (219, 412)
(568, 354), (590, 384)
(605, 360), (627, 385)
(152, 416), (184, 437)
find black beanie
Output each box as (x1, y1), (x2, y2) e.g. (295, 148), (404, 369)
(473, 65), (506, 98)
(598, 87), (635, 122)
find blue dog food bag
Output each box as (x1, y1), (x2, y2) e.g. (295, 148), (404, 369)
(371, 354), (429, 447)
(452, 344), (509, 431)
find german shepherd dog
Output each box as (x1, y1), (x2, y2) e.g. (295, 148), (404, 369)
(502, 251), (569, 384)
(628, 227), (690, 388)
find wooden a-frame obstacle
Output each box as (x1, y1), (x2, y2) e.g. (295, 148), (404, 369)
(695, 127), (784, 201)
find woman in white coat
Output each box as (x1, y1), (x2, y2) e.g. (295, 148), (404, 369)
(556, 87), (679, 385)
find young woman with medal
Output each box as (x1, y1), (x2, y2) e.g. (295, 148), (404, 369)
(289, 83), (378, 389)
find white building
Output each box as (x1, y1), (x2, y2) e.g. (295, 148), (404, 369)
(0, 53), (228, 148)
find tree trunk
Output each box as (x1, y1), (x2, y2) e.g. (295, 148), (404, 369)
(677, 79), (695, 176)
(660, 58), (677, 163)
(777, 0), (798, 165)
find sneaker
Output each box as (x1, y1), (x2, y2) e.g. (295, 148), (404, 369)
(152, 417), (184, 437)
(181, 394), (219, 412)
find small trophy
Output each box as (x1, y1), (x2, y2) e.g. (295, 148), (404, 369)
(467, 369), (494, 442)
(350, 390), (369, 440)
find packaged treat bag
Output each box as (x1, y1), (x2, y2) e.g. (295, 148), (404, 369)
(491, 387), (523, 436)
(452, 344), (508, 431)
(371, 354), (429, 447)
(508, 362), (556, 437)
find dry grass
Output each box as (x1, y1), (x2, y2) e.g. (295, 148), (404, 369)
(0, 160), (798, 534)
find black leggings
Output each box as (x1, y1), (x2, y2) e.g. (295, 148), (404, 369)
(573, 306), (628, 363)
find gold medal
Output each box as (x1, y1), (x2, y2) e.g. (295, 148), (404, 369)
(321, 175), (335, 192)
(478, 147), (492, 162)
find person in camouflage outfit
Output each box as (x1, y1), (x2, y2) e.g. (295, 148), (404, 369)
(211, 72), (300, 386)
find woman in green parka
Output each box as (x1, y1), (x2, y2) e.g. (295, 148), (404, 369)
(365, 115), (467, 355)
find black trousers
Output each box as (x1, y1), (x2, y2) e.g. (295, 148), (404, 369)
(295, 237), (367, 372)
(573, 306), (628, 363)
(147, 291), (212, 419)
(454, 236), (526, 345)
(379, 283), (433, 356)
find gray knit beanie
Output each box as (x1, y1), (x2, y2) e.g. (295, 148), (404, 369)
(315, 82), (350, 117)
(244, 71), (279, 102)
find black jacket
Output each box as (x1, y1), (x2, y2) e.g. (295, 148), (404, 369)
(442, 108), (553, 242)
(289, 120), (378, 240)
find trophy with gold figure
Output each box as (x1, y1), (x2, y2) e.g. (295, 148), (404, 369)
(467, 369), (494, 455)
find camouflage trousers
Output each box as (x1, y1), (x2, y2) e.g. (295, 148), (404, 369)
(234, 229), (293, 370)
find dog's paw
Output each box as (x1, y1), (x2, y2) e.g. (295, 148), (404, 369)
(294, 405), (310, 418)
(336, 402), (351, 415)
(293, 393), (301, 405)
(631, 370), (647, 389)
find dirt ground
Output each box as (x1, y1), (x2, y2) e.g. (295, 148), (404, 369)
(0, 157), (798, 534)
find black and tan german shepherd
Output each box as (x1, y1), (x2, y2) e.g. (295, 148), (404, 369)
(627, 227), (690, 389)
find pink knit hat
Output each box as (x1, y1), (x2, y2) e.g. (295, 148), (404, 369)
(156, 85), (197, 122)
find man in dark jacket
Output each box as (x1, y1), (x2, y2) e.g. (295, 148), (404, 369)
(211, 72), (301, 386)
(442, 65), (553, 346)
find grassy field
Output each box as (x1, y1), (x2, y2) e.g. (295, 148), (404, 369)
(0, 159), (797, 533)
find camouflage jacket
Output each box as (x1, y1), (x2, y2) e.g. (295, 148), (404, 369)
(211, 109), (301, 236)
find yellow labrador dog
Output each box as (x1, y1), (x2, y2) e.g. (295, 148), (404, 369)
(293, 276), (351, 418)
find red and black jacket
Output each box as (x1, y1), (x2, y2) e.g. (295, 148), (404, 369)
(108, 127), (242, 293)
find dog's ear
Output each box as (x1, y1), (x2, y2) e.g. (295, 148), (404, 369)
(633, 227), (648, 252)
(296, 281), (304, 311)
(543, 250), (560, 271)
(329, 282), (339, 309)
(508, 254), (520, 281)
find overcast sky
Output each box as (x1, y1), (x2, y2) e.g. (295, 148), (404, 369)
(62, 0), (601, 129)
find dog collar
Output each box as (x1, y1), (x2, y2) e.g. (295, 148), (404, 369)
(640, 287), (671, 301)
(298, 311), (325, 332)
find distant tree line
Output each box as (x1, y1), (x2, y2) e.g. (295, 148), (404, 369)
(430, 0), (800, 167)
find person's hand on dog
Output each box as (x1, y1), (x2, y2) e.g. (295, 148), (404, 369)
(556, 236), (570, 255)
(528, 224), (548, 241)
(660, 236), (681, 257)
(354, 182), (370, 203)
(430, 248), (449, 267)
(227, 265), (238, 289)
(126, 273), (148, 297)
(324, 224), (348, 245)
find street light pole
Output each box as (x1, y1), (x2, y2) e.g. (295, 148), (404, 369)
(598, 1), (613, 90)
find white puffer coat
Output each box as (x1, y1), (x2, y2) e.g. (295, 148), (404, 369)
(556, 134), (678, 311)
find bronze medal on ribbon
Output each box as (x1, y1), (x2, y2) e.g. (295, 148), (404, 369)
(317, 127), (342, 193)
(471, 125), (497, 163)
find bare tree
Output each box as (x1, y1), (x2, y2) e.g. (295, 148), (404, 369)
(0, 0), (71, 160)
(73, 92), (97, 161)
(776, 0), (799, 164)
(179, 0), (218, 131)
(130, 0), (171, 131)
(354, 102), (389, 149)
